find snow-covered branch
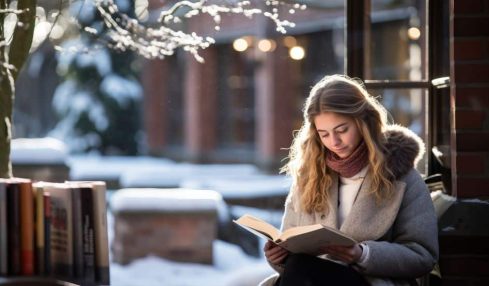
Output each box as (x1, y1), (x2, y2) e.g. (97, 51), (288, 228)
(0, 8), (26, 15)
(91, 0), (305, 62)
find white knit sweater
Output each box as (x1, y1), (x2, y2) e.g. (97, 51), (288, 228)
(338, 166), (369, 226)
(338, 166), (370, 265)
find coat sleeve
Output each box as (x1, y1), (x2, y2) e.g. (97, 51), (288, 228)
(359, 169), (439, 278)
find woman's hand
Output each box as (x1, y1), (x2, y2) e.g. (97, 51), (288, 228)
(264, 241), (289, 265)
(320, 243), (363, 264)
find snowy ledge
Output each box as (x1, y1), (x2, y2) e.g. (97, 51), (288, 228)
(110, 188), (224, 214)
(181, 175), (292, 199)
(119, 163), (260, 188)
(11, 137), (68, 165)
(67, 155), (175, 181)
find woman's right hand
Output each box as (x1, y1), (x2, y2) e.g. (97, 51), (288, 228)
(264, 241), (289, 265)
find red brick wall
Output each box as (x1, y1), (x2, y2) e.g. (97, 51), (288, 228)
(142, 59), (169, 153)
(255, 43), (300, 170)
(440, 2), (489, 286)
(450, 0), (489, 198)
(183, 47), (218, 161)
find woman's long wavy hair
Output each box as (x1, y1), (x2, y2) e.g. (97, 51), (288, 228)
(282, 75), (395, 214)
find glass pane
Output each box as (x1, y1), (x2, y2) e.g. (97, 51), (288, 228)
(368, 88), (428, 174)
(366, 0), (427, 80)
(297, 29), (345, 97)
(166, 53), (185, 146)
(216, 45), (255, 149)
(286, 2), (346, 132)
(285, 1), (345, 89)
(220, 1), (346, 148)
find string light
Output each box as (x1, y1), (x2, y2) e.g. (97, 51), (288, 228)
(233, 38), (249, 52)
(289, 46), (305, 60)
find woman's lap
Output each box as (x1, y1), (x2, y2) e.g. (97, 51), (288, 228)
(277, 253), (370, 286)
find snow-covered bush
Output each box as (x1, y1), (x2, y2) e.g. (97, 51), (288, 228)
(49, 1), (142, 155)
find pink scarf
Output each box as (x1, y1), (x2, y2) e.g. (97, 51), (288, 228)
(326, 141), (369, 178)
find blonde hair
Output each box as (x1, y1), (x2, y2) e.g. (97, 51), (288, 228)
(282, 75), (395, 213)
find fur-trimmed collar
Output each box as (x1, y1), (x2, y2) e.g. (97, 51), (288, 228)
(383, 125), (425, 179)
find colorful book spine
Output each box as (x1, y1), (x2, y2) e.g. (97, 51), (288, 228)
(7, 183), (21, 275)
(33, 184), (45, 275)
(80, 186), (96, 284)
(0, 182), (7, 275)
(91, 182), (110, 285)
(43, 192), (52, 276)
(19, 181), (35, 275)
(71, 186), (83, 279)
(67, 181), (110, 284)
(47, 184), (74, 279)
(1, 179), (110, 283)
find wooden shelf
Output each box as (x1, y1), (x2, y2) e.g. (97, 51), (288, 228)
(0, 277), (78, 286)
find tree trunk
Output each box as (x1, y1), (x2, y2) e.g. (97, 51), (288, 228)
(0, 45), (14, 178)
(0, 0), (36, 178)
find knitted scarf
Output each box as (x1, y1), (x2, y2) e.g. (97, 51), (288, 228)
(326, 141), (369, 178)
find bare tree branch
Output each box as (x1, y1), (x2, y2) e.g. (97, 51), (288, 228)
(0, 8), (26, 15)
(8, 0), (36, 80)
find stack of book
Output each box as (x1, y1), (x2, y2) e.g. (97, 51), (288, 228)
(424, 173), (446, 193)
(0, 178), (109, 285)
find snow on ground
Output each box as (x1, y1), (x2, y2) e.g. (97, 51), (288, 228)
(109, 241), (272, 286)
(107, 209), (274, 286)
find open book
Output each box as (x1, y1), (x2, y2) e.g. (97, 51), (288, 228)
(234, 214), (357, 255)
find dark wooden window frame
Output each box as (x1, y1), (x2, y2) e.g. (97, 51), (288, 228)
(345, 0), (449, 176)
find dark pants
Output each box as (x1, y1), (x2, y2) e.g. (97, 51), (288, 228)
(276, 253), (370, 286)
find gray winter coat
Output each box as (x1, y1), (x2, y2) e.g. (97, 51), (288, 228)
(260, 126), (439, 286)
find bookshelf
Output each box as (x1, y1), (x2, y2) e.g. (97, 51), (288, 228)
(0, 179), (110, 286)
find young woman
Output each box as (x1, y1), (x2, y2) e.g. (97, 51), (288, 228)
(260, 75), (438, 286)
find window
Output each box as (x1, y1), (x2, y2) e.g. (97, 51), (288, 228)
(166, 52), (185, 146)
(346, 0), (450, 175)
(216, 44), (255, 150)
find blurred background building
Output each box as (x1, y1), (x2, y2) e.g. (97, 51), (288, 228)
(14, 0), (439, 171)
(140, 0), (437, 174)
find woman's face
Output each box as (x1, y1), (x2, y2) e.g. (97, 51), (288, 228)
(314, 112), (363, 158)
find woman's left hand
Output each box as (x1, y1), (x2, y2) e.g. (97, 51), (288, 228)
(320, 243), (363, 264)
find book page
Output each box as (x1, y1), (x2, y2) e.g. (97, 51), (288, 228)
(278, 225), (357, 255)
(279, 224), (324, 241)
(281, 224), (355, 243)
(233, 214), (281, 241)
(234, 214), (357, 256)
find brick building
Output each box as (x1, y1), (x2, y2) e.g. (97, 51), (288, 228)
(143, 0), (424, 170)
(142, 0), (489, 284)
(439, 1), (489, 285)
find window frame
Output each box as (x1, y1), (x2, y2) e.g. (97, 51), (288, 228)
(345, 0), (449, 176)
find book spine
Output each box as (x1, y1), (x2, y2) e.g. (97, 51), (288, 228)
(7, 183), (21, 275)
(0, 182), (8, 275)
(71, 187), (83, 279)
(19, 182), (35, 275)
(34, 185), (45, 276)
(49, 188), (74, 279)
(81, 187), (96, 284)
(44, 193), (52, 276)
(92, 183), (110, 285)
